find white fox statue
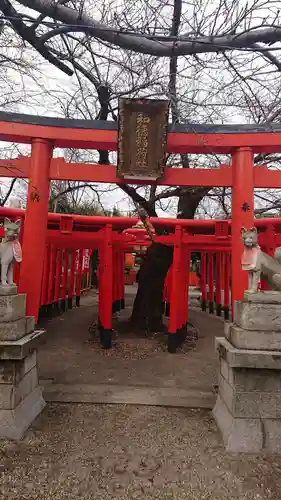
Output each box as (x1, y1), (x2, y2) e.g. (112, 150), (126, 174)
(0, 218), (22, 286)
(241, 227), (281, 293)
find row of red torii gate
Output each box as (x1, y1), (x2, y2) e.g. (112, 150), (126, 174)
(0, 205), (280, 351)
(1, 106), (281, 351)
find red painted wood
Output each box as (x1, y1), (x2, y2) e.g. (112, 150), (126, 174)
(19, 139), (52, 321)
(47, 245), (56, 305)
(54, 248), (62, 302)
(168, 226), (183, 333)
(98, 225), (113, 330)
(201, 253), (207, 307)
(61, 248), (69, 301)
(1, 119), (281, 154)
(231, 148), (254, 307)
(41, 245), (50, 306)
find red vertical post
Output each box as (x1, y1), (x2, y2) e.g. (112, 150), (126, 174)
(68, 249), (76, 309)
(61, 248), (69, 312)
(112, 247), (118, 313)
(208, 252), (214, 314)
(168, 226), (183, 353)
(215, 252), (222, 316)
(54, 248), (62, 305)
(178, 246), (185, 329)
(117, 249), (121, 309)
(223, 252), (230, 320)
(41, 245), (50, 309)
(184, 249), (190, 325)
(19, 139), (52, 322)
(117, 249), (122, 311)
(231, 148), (254, 311)
(98, 224), (113, 348)
(120, 251), (125, 309)
(201, 252), (207, 311)
(47, 244), (56, 309)
(75, 249), (83, 306)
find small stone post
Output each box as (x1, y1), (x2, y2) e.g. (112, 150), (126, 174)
(0, 285), (45, 440)
(213, 291), (281, 453)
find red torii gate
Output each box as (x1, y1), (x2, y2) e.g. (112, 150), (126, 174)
(1, 111), (281, 320)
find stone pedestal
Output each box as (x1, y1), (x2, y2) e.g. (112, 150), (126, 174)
(213, 291), (281, 453)
(0, 285), (45, 440)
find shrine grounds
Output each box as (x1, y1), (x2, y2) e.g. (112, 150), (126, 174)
(1, 287), (281, 500)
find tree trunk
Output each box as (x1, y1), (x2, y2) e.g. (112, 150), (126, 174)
(130, 190), (209, 333)
(131, 243), (173, 331)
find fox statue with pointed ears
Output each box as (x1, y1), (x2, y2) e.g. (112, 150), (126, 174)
(241, 226), (281, 293)
(0, 218), (22, 286)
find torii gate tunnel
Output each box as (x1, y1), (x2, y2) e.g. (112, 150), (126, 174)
(1, 111), (281, 350)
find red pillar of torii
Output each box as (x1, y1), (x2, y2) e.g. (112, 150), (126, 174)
(18, 139), (53, 322)
(231, 148), (254, 307)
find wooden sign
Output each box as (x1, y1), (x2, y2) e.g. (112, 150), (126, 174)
(117, 98), (169, 181)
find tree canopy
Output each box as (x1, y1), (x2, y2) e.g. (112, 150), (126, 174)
(1, 0), (281, 218)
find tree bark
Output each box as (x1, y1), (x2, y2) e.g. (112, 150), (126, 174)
(130, 188), (209, 331)
(130, 243), (173, 331)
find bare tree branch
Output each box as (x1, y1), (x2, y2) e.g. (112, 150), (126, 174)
(0, 0), (73, 75)
(16, 0), (281, 58)
(0, 178), (17, 206)
(119, 184), (157, 217)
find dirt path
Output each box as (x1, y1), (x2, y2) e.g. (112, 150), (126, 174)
(38, 290), (220, 392)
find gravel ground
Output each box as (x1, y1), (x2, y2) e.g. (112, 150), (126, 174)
(1, 404), (281, 500)
(3, 289), (280, 499)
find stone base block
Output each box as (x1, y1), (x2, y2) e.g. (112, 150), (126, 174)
(218, 371), (281, 418)
(225, 322), (281, 351)
(213, 394), (281, 453)
(219, 355), (281, 394)
(0, 294), (26, 322)
(263, 419), (281, 453)
(0, 316), (35, 341)
(244, 291), (281, 304)
(0, 330), (45, 360)
(215, 335), (281, 452)
(234, 297), (281, 331)
(217, 338), (281, 418)
(0, 365), (38, 409)
(0, 285), (18, 296)
(0, 351), (37, 384)
(215, 337), (281, 370)
(0, 386), (45, 440)
(213, 394), (263, 452)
